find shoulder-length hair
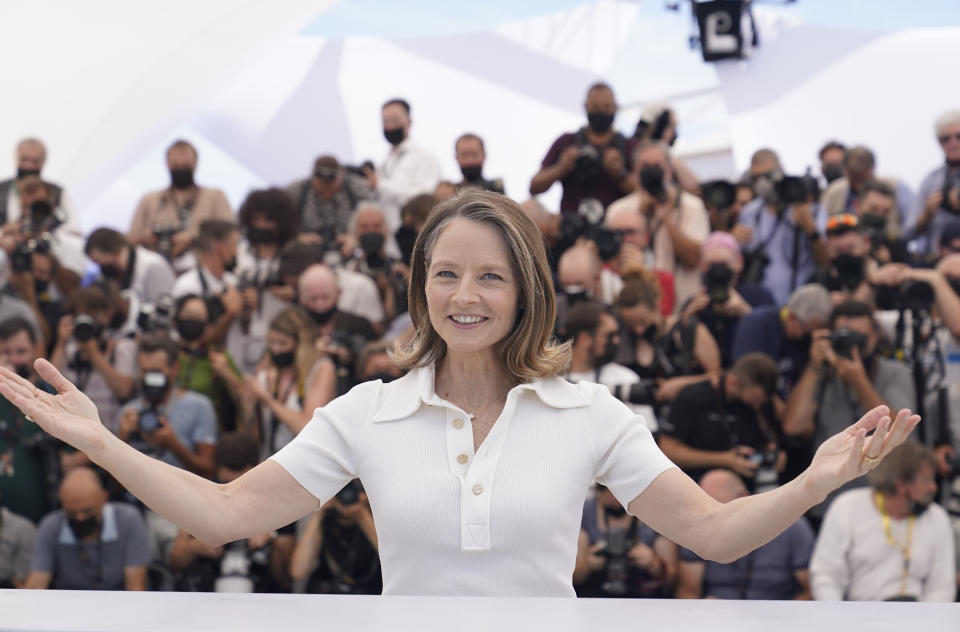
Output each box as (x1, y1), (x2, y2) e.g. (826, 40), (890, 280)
(391, 190), (570, 381)
(267, 306), (320, 395)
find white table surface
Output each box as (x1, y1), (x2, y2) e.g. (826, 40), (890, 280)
(1, 591), (957, 632)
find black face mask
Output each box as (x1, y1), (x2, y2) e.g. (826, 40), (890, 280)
(822, 163), (844, 184)
(395, 225), (417, 264)
(141, 370), (170, 407)
(68, 515), (100, 540)
(831, 253), (865, 291)
(639, 165), (666, 201)
(270, 350), (295, 368)
(593, 332), (618, 369)
(176, 318), (206, 342)
(16, 167), (41, 179)
(14, 364), (30, 379)
(358, 232), (385, 256)
(108, 310), (126, 331)
(34, 279), (49, 296)
(383, 128), (405, 146)
(562, 286), (590, 307)
(223, 256), (237, 273)
(169, 168), (194, 189)
(640, 324), (658, 342)
(603, 504), (627, 518)
(587, 112), (614, 134)
(367, 371), (399, 384)
(460, 165), (483, 182)
(99, 263), (122, 279)
(248, 227), (278, 245)
(307, 306), (336, 326)
(910, 499), (931, 516)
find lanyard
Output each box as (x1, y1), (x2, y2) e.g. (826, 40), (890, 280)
(875, 492), (914, 596)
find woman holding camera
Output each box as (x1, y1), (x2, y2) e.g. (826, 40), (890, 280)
(0, 190), (920, 599)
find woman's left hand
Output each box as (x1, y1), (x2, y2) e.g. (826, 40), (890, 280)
(805, 406), (920, 499)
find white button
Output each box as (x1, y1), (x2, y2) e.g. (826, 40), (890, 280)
(457, 454), (469, 464)
(472, 484), (483, 495)
(453, 418), (464, 429)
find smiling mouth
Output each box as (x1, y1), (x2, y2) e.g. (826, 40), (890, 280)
(448, 315), (488, 327)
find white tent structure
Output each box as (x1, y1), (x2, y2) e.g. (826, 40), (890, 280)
(2, 0), (958, 233)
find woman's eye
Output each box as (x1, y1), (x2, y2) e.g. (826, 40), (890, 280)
(482, 273), (503, 281)
(436, 270), (455, 278)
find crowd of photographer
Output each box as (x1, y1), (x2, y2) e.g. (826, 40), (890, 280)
(0, 85), (957, 602)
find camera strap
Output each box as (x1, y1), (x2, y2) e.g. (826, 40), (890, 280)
(120, 246), (137, 291)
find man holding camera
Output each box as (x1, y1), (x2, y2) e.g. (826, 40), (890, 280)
(659, 352), (785, 491)
(807, 213), (879, 306)
(127, 140), (233, 272)
(784, 301), (914, 521)
(339, 204), (406, 330)
(606, 140), (709, 312)
(821, 145), (914, 232)
(530, 83), (635, 215)
(117, 334), (216, 479)
(0, 138), (76, 231)
(454, 133), (504, 195)
(736, 149), (829, 306)
(286, 155), (373, 253)
(909, 110), (960, 257)
(85, 228), (176, 307)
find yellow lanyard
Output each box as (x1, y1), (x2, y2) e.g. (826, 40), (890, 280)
(875, 492), (915, 596)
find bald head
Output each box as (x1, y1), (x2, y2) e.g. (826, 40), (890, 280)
(353, 204), (387, 236)
(59, 467), (107, 514)
(700, 469), (749, 503)
(298, 264), (340, 314)
(16, 138), (46, 172)
(558, 243), (601, 292)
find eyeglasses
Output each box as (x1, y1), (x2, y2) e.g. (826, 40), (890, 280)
(826, 214), (860, 233)
(938, 133), (960, 144)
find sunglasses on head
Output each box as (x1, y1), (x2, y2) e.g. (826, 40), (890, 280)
(938, 132), (960, 144)
(826, 214), (860, 234)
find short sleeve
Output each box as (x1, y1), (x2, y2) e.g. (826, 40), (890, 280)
(188, 396), (218, 446)
(789, 517), (815, 571)
(269, 381), (379, 505)
(29, 514), (60, 574)
(587, 383), (677, 509)
(14, 520), (37, 581)
(118, 505), (151, 568)
(541, 135), (570, 169)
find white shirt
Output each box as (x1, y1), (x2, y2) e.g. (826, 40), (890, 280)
(130, 246), (177, 305)
(171, 266), (237, 299)
(270, 363), (675, 597)
(567, 362), (658, 432)
(810, 488), (956, 602)
(335, 267), (385, 324)
(377, 139), (440, 231)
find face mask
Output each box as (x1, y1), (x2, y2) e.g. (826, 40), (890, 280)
(169, 168), (194, 189)
(248, 227), (278, 245)
(367, 371), (399, 384)
(831, 253), (865, 291)
(383, 128), (405, 146)
(270, 349), (295, 368)
(14, 364), (30, 379)
(641, 324), (658, 342)
(34, 279), (49, 295)
(99, 263), (122, 279)
(16, 167), (40, 179)
(68, 515), (100, 540)
(307, 306), (336, 325)
(639, 165), (666, 201)
(460, 165), (483, 182)
(358, 232), (385, 256)
(223, 256), (237, 273)
(562, 285), (590, 307)
(822, 163), (844, 184)
(910, 500), (931, 516)
(587, 112), (614, 134)
(395, 225), (417, 264)
(593, 332), (618, 369)
(176, 318), (206, 342)
(141, 370), (170, 407)
(603, 504), (627, 518)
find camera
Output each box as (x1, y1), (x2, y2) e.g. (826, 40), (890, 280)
(741, 248), (770, 286)
(774, 169), (820, 206)
(573, 145), (601, 182)
(703, 263), (734, 304)
(900, 279), (935, 313)
(138, 407), (161, 433)
(860, 213), (887, 248)
(611, 380), (657, 407)
(826, 328), (868, 359)
(556, 200), (625, 263)
(25, 200), (62, 234)
(73, 314), (99, 343)
(137, 294), (175, 333)
(152, 224), (180, 260)
(11, 235), (51, 273)
(701, 180), (736, 210)
(748, 448), (780, 494)
(335, 480), (363, 506)
(600, 528), (630, 596)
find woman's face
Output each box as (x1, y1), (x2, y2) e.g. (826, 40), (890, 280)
(425, 219), (518, 356)
(619, 303), (660, 339)
(267, 329), (296, 355)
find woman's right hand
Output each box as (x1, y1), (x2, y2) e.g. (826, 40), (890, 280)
(0, 359), (110, 458)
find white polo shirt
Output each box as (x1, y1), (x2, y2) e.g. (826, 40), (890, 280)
(270, 362), (675, 597)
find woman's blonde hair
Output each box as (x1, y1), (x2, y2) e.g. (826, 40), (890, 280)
(267, 306), (320, 395)
(616, 263), (660, 311)
(391, 190), (570, 381)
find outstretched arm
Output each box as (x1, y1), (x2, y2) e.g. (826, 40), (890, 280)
(0, 361), (320, 546)
(629, 406), (919, 564)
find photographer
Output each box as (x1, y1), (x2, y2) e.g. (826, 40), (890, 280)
(127, 140), (233, 271)
(784, 301), (914, 522)
(573, 484), (676, 598)
(821, 145), (914, 233)
(659, 353), (785, 491)
(169, 433), (295, 593)
(736, 148), (829, 306)
(116, 333), (216, 479)
(682, 232), (775, 367)
(84, 227), (176, 307)
(607, 140), (710, 312)
(676, 470), (813, 600)
(529, 82), (635, 214)
(289, 479), (381, 595)
(855, 180), (911, 265)
(908, 110), (960, 256)
(454, 134), (504, 195)
(0, 138), (75, 230)
(172, 220), (243, 346)
(50, 287), (137, 435)
(565, 301), (657, 432)
(701, 178), (754, 233)
(285, 155), (372, 253)
(807, 213), (878, 305)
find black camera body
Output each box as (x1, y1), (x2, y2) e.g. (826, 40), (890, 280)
(611, 380), (657, 407)
(137, 294), (176, 333)
(138, 407), (161, 433)
(557, 210), (625, 263)
(573, 145), (601, 182)
(73, 314), (99, 343)
(827, 328), (868, 359)
(900, 279), (935, 313)
(704, 263), (734, 304)
(741, 248), (771, 286)
(152, 224), (180, 259)
(601, 528), (630, 596)
(11, 235), (51, 273)
(335, 480), (363, 506)
(774, 170), (820, 206)
(701, 179), (736, 210)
